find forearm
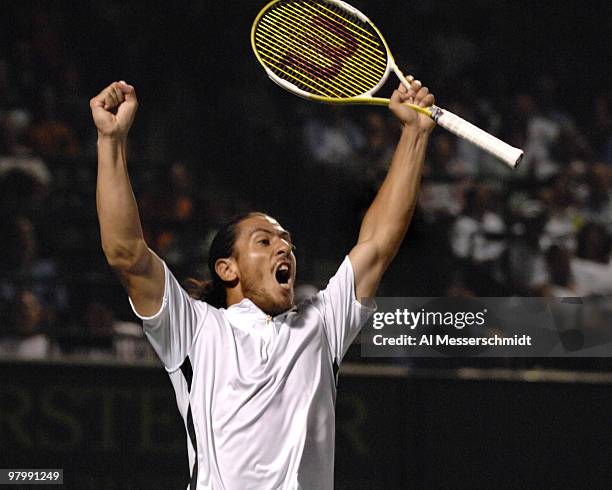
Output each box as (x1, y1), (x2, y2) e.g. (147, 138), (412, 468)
(358, 126), (429, 259)
(96, 135), (147, 268)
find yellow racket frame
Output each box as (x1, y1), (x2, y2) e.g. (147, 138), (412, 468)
(251, 0), (431, 116)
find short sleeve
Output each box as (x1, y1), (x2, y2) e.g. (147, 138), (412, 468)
(129, 260), (208, 371)
(313, 256), (376, 364)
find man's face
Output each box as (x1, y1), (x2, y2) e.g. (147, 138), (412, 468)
(232, 215), (296, 316)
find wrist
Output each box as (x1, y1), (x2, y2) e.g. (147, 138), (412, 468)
(97, 132), (127, 145)
(400, 123), (431, 140)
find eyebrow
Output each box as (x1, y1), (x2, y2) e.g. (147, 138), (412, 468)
(250, 227), (293, 243)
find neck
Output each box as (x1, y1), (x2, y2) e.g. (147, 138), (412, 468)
(225, 286), (245, 309)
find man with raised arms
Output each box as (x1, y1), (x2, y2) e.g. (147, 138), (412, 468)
(91, 77), (434, 489)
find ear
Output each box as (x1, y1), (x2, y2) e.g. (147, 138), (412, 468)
(215, 258), (238, 283)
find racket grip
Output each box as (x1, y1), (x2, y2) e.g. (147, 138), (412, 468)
(431, 107), (523, 168)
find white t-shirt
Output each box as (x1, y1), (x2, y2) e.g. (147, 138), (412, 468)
(130, 256), (375, 490)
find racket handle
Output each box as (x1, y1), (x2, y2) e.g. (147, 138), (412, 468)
(431, 106), (523, 168)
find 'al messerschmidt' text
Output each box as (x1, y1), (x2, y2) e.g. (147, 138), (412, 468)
(373, 334), (532, 346)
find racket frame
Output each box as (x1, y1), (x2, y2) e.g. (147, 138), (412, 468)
(251, 0), (523, 167)
(252, 0), (443, 118)
(251, 0), (409, 106)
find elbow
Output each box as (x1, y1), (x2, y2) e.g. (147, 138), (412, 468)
(375, 243), (400, 266)
(102, 239), (150, 273)
(359, 227), (405, 259)
(358, 238), (398, 268)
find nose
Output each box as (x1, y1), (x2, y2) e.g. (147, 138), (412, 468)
(276, 238), (292, 257)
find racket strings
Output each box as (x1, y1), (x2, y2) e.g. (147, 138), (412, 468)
(273, 1), (387, 80)
(298, 1), (382, 51)
(253, 0), (388, 98)
(256, 20), (383, 96)
(256, 26), (360, 96)
(283, 3), (386, 71)
(256, 23), (369, 97)
(258, 14), (380, 93)
(256, 34), (355, 97)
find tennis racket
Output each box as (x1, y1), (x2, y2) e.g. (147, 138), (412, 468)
(251, 0), (523, 168)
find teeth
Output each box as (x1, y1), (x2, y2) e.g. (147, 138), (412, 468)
(279, 265), (289, 271)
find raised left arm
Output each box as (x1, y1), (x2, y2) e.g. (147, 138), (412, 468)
(349, 78), (435, 300)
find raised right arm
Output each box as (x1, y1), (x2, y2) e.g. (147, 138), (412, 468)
(91, 81), (164, 316)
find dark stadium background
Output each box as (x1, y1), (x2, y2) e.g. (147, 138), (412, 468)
(1, 1), (611, 489)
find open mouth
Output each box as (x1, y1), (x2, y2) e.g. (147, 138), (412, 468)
(274, 263), (291, 287)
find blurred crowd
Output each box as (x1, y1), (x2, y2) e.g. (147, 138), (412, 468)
(1, 2), (611, 365)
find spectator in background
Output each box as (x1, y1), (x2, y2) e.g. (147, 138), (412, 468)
(303, 106), (365, 169)
(359, 111), (397, 185)
(418, 178), (464, 223)
(435, 132), (475, 179)
(0, 109), (52, 214)
(513, 93), (561, 181)
(29, 86), (80, 160)
(1, 108), (33, 155)
(581, 162), (612, 234)
(571, 222), (612, 296)
(544, 245), (582, 297)
(450, 183), (508, 295)
(0, 289), (52, 359)
(503, 210), (549, 295)
(139, 161), (200, 275)
(544, 223), (612, 298)
(72, 300), (150, 361)
(0, 216), (67, 325)
(539, 170), (582, 252)
(427, 132), (458, 179)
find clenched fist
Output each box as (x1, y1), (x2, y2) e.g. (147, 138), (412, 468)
(389, 77), (435, 133)
(90, 81), (138, 139)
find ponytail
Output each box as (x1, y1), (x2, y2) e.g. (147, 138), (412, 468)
(184, 277), (227, 308)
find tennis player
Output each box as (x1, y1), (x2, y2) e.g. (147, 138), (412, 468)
(91, 78), (434, 489)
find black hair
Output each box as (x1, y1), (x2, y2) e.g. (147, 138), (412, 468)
(185, 211), (268, 308)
